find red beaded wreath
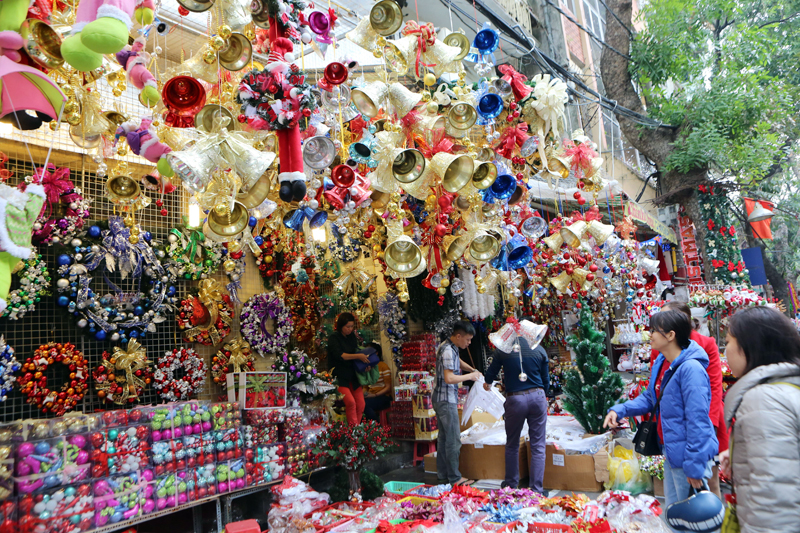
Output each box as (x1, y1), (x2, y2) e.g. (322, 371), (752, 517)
(211, 339), (256, 390)
(153, 347), (206, 402)
(176, 293), (234, 346)
(17, 342), (88, 416)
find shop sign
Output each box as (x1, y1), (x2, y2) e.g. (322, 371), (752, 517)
(623, 201), (678, 243)
(677, 210), (704, 284)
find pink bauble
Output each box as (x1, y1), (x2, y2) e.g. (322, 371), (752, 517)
(173, 427), (183, 438)
(183, 425), (193, 436)
(152, 430), (162, 441)
(156, 498), (167, 510)
(162, 429), (172, 440)
(218, 482), (228, 492)
(143, 499), (155, 514)
(142, 469), (155, 482)
(75, 450), (89, 465)
(193, 423), (202, 434)
(17, 442), (34, 458)
(69, 434), (87, 449)
(177, 493), (188, 505)
(235, 479), (245, 489)
(166, 496), (176, 507)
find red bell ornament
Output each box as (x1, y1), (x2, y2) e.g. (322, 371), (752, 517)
(323, 62), (348, 86)
(331, 164), (356, 188)
(162, 76), (206, 128)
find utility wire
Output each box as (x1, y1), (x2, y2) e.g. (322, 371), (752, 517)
(595, 0), (635, 38)
(543, 0), (632, 60)
(439, 0), (675, 129)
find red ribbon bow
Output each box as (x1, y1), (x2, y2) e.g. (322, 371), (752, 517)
(493, 122), (529, 159)
(564, 140), (599, 178)
(401, 21), (436, 78)
(33, 164), (73, 205)
(498, 64), (532, 101)
(416, 134), (453, 159)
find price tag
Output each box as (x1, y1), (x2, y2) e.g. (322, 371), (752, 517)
(474, 444), (484, 449)
(552, 454), (565, 467)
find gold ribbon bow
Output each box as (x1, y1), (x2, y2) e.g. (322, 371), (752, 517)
(367, 130), (404, 194)
(334, 264), (375, 296)
(184, 279), (233, 345)
(225, 339), (251, 374)
(109, 339), (150, 404)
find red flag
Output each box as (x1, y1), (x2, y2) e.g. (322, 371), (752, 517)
(743, 197), (774, 240)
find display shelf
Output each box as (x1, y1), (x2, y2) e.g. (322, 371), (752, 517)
(85, 494), (222, 533)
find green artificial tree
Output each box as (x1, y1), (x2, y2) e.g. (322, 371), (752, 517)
(562, 306), (625, 434)
(697, 185), (750, 285)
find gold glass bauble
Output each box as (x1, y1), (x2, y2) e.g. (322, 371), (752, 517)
(223, 259), (237, 272)
(203, 48), (217, 63)
(210, 36), (225, 50)
(218, 25), (232, 39)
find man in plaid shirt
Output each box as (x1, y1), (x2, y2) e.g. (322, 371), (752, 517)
(433, 321), (482, 485)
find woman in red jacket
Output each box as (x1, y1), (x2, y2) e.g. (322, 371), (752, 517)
(650, 301), (726, 497)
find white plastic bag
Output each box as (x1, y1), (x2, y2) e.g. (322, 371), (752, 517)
(461, 377), (506, 425)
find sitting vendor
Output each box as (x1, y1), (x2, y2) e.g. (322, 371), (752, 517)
(363, 342), (392, 421)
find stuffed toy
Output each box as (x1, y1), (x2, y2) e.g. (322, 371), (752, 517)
(116, 37), (159, 106)
(115, 117), (176, 177)
(0, 182), (45, 314)
(61, 0), (154, 71)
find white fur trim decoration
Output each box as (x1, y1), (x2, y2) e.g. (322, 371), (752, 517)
(96, 5), (134, 30)
(24, 184), (46, 201)
(139, 137), (160, 155)
(278, 171), (306, 183)
(0, 298), (7, 316)
(0, 183), (33, 211)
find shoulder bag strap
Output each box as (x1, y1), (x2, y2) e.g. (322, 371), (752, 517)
(653, 361), (683, 415)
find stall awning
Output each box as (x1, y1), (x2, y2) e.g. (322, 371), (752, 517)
(624, 200), (678, 243)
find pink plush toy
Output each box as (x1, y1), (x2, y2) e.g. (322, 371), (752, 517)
(115, 117), (175, 178)
(116, 37), (159, 107)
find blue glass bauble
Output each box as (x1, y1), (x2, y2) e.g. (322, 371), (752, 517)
(133, 306), (144, 316)
(57, 295), (69, 306)
(88, 226), (101, 238)
(57, 254), (72, 266)
(248, 216), (257, 227)
(95, 330), (107, 340)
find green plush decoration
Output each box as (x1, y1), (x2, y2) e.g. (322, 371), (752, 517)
(61, 35), (103, 71)
(329, 469), (349, 503)
(0, 0), (29, 32)
(134, 7), (155, 25)
(157, 158), (175, 178)
(80, 18), (129, 54)
(359, 469), (385, 501)
(140, 85), (160, 107)
(0, 252), (19, 305)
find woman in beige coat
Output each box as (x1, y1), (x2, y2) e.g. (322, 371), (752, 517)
(721, 306), (800, 533)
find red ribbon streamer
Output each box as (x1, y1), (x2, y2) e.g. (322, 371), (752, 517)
(493, 122), (529, 159)
(401, 21), (436, 78)
(564, 140), (598, 179)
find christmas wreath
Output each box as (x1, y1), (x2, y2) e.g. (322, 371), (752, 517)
(211, 339), (256, 390)
(235, 63), (314, 131)
(176, 279), (234, 346)
(0, 337), (20, 402)
(153, 347), (206, 401)
(164, 226), (223, 280)
(240, 292), (294, 357)
(256, 224), (303, 285)
(21, 164), (91, 246)
(93, 339), (153, 405)
(271, 349), (318, 387)
(1, 247), (50, 321)
(17, 342), (89, 416)
(55, 218), (178, 343)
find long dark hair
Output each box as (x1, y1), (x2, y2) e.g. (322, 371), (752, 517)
(335, 312), (356, 334)
(728, 307), (800, 373)
(650, 309), (692, 350)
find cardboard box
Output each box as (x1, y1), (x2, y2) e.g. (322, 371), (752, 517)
(653, 476), (664, 497)
(540, 443), (605, 492)
(424, 452), (437, 474)
(459, 440), (527, 480)
(459, 409), (502, 431)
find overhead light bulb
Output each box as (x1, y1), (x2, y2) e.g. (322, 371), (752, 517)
(188, 196), (201, 228)
(312, 226), (327, 242)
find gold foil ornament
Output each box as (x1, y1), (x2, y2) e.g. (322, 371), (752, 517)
(351, 81), (389, 118)
(183, 279), (232, 344)
(560, 220), (587, 248)
(388, 82), (422, 118)
(346, 17), (380, 52)
(383, 36), (416, 74)
(586, 220), (615, 245)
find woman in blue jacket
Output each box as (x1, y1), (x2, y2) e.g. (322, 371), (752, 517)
(604, 309), (718, 516)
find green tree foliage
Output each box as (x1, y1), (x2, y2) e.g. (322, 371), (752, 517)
(562, 306), (625, 434)
(629, 0), (800, 182)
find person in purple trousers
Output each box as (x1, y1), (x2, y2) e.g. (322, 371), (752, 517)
(484, 328), (550, 492)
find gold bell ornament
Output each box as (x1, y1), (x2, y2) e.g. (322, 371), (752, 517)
(220, 132), (276, 190)
(102, 110), (128, 137)
(69, 92), (113, 149)
(392, 149), (427, 184)
(543, 232), (564, 252)
(346, 17), (380, 53)
(204, 201), (249, 242)
(388, 82), (422, 118)
(442, 29), (470, 61)
(401, 164), (435, 200)
(586, 220), (615, 245)
(560, 220), (587, 248)
(411, 113), (446, 145)
(431, 152), (474, 193)
(195, 104), (237, 134)
(445, 101), (477, 138)
(218, 33), (252, 71)
(471, 161), (498, 190)
(549, 271), (571, 294)
(443, 234), (469, 262)
(212, 0), (252, 30)
(238, 169), (276, 209)
(383, 35), (417, 74)
(467, 230), (501, 263)
(384, 219), (424, 275)
(572, 268), (594, 290)
(20, 19), (64, 69)
(178, 0), (215, 12)
(106, 170), (142, 207)
(369, 0), (403, 35)
(351, 81), (388, 119)
(422, 39), (463, 77)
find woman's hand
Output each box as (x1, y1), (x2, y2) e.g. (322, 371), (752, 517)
(687, 477), (704, 489)
(719, 449), (731, 478)
(358, 353), (371, 364)
(603, 411), (619, 429)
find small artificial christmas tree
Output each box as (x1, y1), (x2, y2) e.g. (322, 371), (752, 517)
(697, 185), (750, 285)
(562, 306), (624, 434)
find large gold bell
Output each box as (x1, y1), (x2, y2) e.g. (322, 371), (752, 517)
(392, 149), (427, 184)
(560, 221), (587, 248)
(471, 161), (498, 190)
(385, 235), (423, 274)
(369, 0), (403, 36)
(442, 30), (470, 61)
(205, 201), (249, 241)
(586, 220), (614, 245)
(20, 19), (63, 69)
(432, 153), (474, 193)
(106, 174), (141, 205)
(468, 230), (501, 262)
(218, 33), (252, 71)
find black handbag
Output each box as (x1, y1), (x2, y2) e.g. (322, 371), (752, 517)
(632, 362), (681, 456)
